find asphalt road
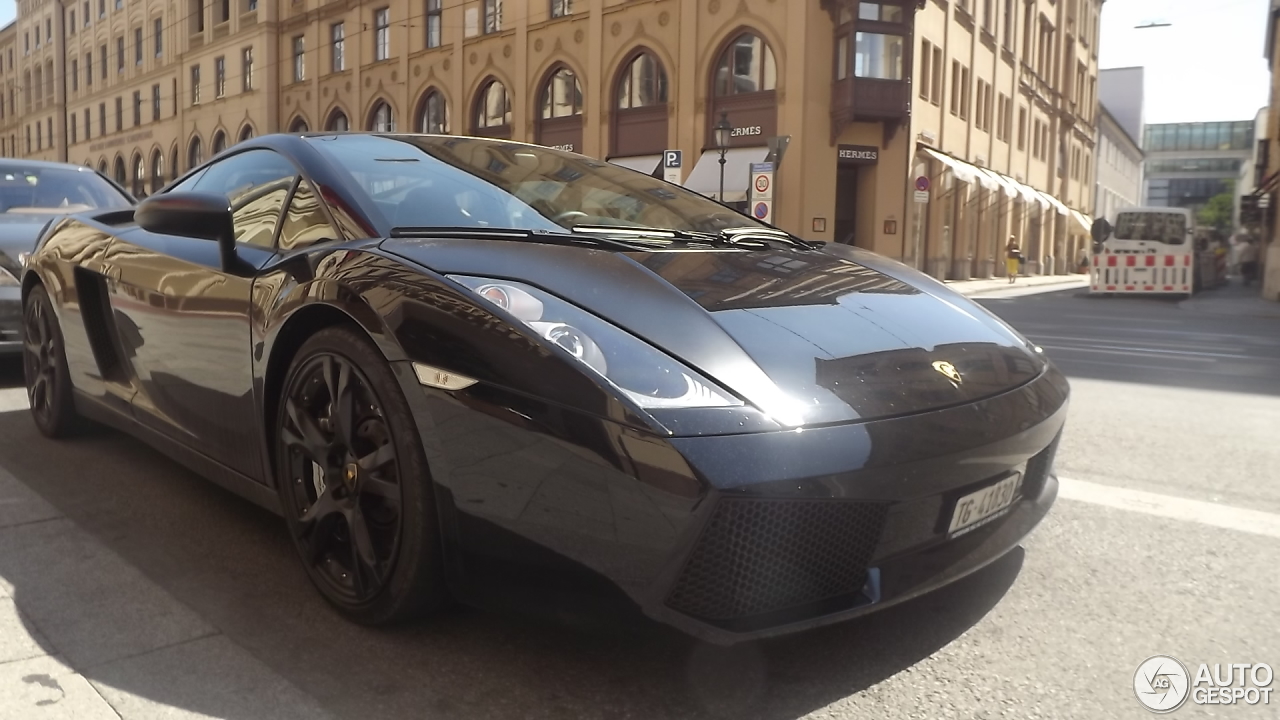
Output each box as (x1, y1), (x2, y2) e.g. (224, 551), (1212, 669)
(0, 281), (1276, 719)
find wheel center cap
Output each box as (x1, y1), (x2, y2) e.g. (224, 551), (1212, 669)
(343, 462), (358, 490)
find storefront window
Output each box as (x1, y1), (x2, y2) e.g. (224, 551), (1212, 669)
(418, 91), (448, 134)
(617, 52), (667, 109)
(854, 32), (904, 79)
(541, 67), (583, 119)
(475, 80), (511, 129)
(369, 101), (393, 132)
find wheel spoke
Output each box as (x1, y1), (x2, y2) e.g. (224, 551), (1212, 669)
(356, 442), (395, 473)
(346, 507), (382, 593)
(283, 397), (331, 460)
(301, 512), (340, 566)
(361, 475), (400, 505)
(299, 486), (341, 524)
(323, 357), (356, 448)
(29, 375), (47, 410)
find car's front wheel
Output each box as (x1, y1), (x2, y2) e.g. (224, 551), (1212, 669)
(274, 326), (447, 625)
(24, 284), (80, 438)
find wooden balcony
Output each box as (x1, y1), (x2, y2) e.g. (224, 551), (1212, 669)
(831, 77), (909, 142)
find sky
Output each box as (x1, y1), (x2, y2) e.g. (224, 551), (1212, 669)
(1100, 0), (1271, 123)
(0, 0), (1269, 123)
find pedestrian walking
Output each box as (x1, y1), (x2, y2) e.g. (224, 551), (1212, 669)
(1005, 236), (1022, 283)
(1239, 238), (1260, 286)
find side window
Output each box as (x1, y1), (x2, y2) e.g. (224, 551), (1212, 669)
(192, 149), (296, 248)
(167, 168), (205, 192)
(279, 179), (339, 251)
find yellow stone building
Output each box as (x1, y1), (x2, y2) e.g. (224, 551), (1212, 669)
(0, 0), (1098, 280)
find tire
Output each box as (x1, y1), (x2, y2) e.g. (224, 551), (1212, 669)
(23, 284), (81, 438)
(274, 325), (447, 625)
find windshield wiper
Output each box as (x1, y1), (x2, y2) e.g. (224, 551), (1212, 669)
(571, 224), (813, 250)
(388, 226), (664, 251)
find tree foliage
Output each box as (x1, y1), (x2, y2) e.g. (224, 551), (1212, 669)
(1197, 179), (1236, 231)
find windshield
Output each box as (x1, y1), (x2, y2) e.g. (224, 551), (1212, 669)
(0, 165), (132, 214)
(309, 134), (768, 236)
(1113, 211), (1189, 245)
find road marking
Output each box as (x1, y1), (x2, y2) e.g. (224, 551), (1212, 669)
(1040, 345), (1218, 362)
(1039, 343), (1253, 360)
(1059, 477), (1280, 540)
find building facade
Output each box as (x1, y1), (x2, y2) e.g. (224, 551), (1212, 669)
(1097, 66), (1142, 151)
(1142, 120), (1254, 214)
(1258, 0), (1280, 300)
(1094, 103), (1142, 222)
(906, 0), (1101, 279)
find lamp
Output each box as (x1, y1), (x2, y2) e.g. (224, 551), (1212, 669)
(714, 112), (733, 202)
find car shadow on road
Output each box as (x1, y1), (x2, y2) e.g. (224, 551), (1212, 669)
(0, 395), (1025, 719)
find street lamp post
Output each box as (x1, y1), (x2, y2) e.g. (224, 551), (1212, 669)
(714, 112), (733, 202)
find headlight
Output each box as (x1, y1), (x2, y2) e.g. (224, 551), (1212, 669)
(451, 276), (742, 410)
(0, 266), (18, 287)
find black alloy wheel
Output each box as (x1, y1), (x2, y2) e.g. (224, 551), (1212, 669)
(276, 326), (446, 624)
(24, 285), (79, 438)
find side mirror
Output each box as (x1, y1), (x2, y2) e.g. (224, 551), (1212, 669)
(135, 192), (237, 272)
(1090, 217), (1112, 245)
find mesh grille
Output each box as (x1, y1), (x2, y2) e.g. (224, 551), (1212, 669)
(666, 499), (888, 621)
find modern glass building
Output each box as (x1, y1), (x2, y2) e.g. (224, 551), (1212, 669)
(1143, 121), (1254, 211)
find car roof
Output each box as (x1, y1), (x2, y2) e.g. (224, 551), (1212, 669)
(0, 158), (100, 173)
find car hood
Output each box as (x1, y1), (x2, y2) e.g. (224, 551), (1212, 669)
(383, 238), (1048, 427)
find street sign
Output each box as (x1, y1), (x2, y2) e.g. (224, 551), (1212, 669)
(750, 162), (775, 204)
(754, 174), (770, 195)
(915, 176), (931, 192)
(663, 150), (683, 185)
(914, 190), (930, 204)
(753, 200), (772, 221)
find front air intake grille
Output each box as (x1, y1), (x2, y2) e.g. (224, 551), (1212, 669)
(1023, 431), (1062, 499)
(666, 499), (888, 622)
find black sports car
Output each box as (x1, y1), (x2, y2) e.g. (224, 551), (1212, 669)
(21, 133), (1067, 644)
(0, 160), (133, 354)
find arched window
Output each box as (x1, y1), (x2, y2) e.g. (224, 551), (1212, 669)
(170, 143), (179, 181)
(368, 101), (394, 132)
(132, 153), (146, 197)
(212, 130), (227, 156)
(326, 109), (349, 132)
(150, 148), (165, 194)
(617, 51), (668, 109)
(188, 136), (203, 170)
(113, 156), (126, 185)
(540, 67), (582, 119)
(239, 124), (254, 142)
(473, 80), (511, 137)
(97, 158), (107, 174)
(288, 116), (309, 133)
(415, 91), (448, 134)
(713, 32), (777, 97)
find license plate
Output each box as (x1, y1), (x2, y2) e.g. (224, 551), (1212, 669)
(948, 474), (1022, 537)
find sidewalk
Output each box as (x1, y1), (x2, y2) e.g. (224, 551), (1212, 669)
(946, 273), (1090, 297)
(0, 462), (333, 720)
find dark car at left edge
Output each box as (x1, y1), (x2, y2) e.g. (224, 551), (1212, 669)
(19, 133), (1068, 645)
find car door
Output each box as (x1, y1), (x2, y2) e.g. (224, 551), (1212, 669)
(110, 149), (296, 480)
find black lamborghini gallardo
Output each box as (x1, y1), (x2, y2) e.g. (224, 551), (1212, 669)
(20, 133), (1067, 644)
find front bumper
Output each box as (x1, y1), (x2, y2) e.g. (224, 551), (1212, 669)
(406, 362), (1069, 644)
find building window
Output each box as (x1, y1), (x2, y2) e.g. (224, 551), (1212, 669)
(116, 36), (124, 73)
(326, 109), (349, 131)
(215, 57), (226, 97)
(114, 96), (122, 131)
(194, 0), (205, 33)
(70, 10), (76, 34)
(426, 0), (442, 48)
(1032, 118), (1041, 158)
(331, 23), (345, 72)
(374, 8), (390, 61)
(85, 109), (91, 140)
(72, 60), (79, 91)
(133, 154), (145, 197)
(550, 0), (571, 18)
(540, 67), (582, 118)
(189, 136), (203, 169)
(484, 0), (502, 33)
(191, 65), (201, 104)
(293, 37), (305, 82)
(70, 113), (77, 143)
(35, 123), (41, 150)
(155, 18), (163, 56)
(919, 40), (932, 99)
(85, 53), (93, 86)
(975, 80), (988, 131)
(950, 61), (960, 115)
(854, 33), (904, 80)
(98, 0), (104, 19)
(212, 130), (226, 155)
(713, 33), (777, 96)
(1003, 0), (1014, 48)
(34, 26), (40, 49)
(1017, 106), (1026, 149)
(369, 100), (394, 132)
(83, 1), (90, 25)
(617, 52), (668, 108)
(98, 103), (105, 135)
(135, 27), (143, 65)
(474, 80), (511, 130)
(247, 0), (257, 10)
(100, 45), (107, 79)
(24, 126), (29, 154)
(242, 47), (254, 91)
(959, 66), (970, 119)
(152, 83), (161, 120)
(132, 90), (141, 126)
(151, 149), (164, 193)
(417, 90), (448, 133)
(218, 0), (229, 23)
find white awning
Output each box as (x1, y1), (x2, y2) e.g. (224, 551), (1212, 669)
(979, 168), (1020, 198)
(1071, 209), (1092, 233)
(922, 148), (980, 185)
(1039, 191), (1070, 216)
(683, 147), (770, 203)
(608, 154), (663, 176)
(1015, 181), (1051, 210)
